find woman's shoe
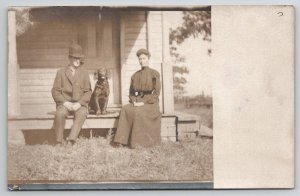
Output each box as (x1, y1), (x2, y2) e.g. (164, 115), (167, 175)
(66, 138), (76, 146)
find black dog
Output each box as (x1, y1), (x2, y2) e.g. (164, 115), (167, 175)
(89, 68), (110, 115)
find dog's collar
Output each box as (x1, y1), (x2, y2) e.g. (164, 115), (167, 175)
(96, 80), (107, 87)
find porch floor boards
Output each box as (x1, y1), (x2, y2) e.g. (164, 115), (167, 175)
(8, 110), (178, 144)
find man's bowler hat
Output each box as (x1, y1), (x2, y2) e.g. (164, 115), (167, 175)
(69, 44), (84, 58)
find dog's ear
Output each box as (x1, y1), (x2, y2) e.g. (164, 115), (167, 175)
(105, 69), (112, 79)
(93, 70), (99, 80)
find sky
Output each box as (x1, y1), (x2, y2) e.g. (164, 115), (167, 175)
(165, 11), (212, 97)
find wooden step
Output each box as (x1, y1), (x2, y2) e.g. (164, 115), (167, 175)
(8, 114), (178, 145)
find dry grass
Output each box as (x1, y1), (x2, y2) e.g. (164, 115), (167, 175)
(8, 136), (213, 182)
(175, 103), (213, 128)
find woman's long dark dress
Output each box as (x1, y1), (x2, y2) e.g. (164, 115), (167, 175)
(113, 66), (161, 148)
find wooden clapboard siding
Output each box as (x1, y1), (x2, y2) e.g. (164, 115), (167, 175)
(19, 68), (117, 116)
(19, 69), (56, 115)
(17, 42), (70, 50)
(147, 11), (163, 63)
(18, 35), (73, 43)
(18, 48), (68, 54)
(120, 11), (147, 105)
(125, 28), (147, 34)
(17, 20), (75, 68)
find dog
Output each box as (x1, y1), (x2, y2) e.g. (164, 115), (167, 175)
(89, 68), (110, 115)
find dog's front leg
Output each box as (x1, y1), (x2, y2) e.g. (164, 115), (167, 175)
(94, 96), (101, 116)
(101, 98), (108, 114)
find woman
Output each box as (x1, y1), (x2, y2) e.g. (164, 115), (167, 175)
(112, 49), (161, 148)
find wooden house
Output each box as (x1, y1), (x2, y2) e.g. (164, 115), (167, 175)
(8, 7), (176, 144)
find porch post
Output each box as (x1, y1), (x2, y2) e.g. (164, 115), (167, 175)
(8, 9), (21, 117)
(146, 12), (153, 54)
(8, 9), (25, 145)
(161, 11), (174, 114)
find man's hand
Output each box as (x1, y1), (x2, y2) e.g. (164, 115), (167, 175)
(72, 102), (82, 111)
(133, 102), (144, 107)
(63, 101), (74, 111)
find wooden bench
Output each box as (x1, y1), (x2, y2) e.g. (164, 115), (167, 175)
(9, 111), (121, 130)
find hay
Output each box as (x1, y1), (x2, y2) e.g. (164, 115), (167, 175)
(8, 137), (213, 182)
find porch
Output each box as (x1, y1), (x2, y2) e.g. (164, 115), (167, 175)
(8, 7), (176, 144)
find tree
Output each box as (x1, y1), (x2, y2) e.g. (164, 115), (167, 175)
(169, 10), (211, 101)
(15, 8), (34, 36)
(170, 47), (189, 101)
(170, 11), (211, 44)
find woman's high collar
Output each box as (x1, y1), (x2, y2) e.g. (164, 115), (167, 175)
(141, 66), (149, 70)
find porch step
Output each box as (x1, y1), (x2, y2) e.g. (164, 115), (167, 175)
(8, 112), (177, 145)
(175, 111), (213, 139)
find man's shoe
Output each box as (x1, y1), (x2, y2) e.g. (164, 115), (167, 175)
(110, 141), (124, 148)
(52, 141), (63, 147)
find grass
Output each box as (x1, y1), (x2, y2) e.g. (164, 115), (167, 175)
(8, 136), (213, 182)
(175, 102), (213, 129)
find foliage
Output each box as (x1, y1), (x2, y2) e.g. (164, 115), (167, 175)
(170, 46), (189, 100)
(170, 11), (211, 44)
(15, 8), (34, 36)
(169, 11), (211, 99)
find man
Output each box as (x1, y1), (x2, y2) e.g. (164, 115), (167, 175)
(52, 44), (92, 145)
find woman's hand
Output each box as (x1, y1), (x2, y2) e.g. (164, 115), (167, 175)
(133, 102), (144, 107)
